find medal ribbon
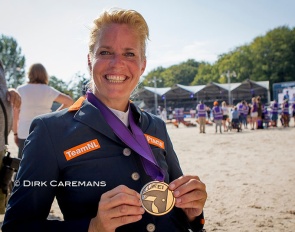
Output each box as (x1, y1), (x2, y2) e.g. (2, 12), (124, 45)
(86, 92), (164, 181)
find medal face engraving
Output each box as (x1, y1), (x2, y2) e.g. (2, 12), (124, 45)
(140, 181), (175, 216)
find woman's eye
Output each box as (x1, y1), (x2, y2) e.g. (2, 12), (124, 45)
(100, 51), (111, 55)
(125, 52), (135, 57)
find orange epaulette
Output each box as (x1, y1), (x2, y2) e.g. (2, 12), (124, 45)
(68, 96), (86, 112)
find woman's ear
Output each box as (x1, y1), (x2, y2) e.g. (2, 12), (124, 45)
(87, 54), (92, 73)
(140, 59), (147, 76)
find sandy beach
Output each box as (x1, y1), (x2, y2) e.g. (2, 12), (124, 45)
(1, 120), (294, 231)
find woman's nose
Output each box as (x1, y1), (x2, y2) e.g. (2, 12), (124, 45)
(110, 54), (125, 67)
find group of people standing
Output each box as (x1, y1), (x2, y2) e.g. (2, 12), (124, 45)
(195, 95), (295, 133)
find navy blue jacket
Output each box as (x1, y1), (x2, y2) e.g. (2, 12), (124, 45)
(2, 98), (204, 231)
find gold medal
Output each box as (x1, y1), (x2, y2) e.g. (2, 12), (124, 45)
(140, 181), (175, 216)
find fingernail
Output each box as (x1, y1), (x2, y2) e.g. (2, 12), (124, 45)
(174, 190), (179, 197)
(170, 183), (175, 189)
(176, 198), (181, 203)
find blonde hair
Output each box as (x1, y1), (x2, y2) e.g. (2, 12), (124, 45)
(28, 63), (49, 84)
(88, 9), (149, 60)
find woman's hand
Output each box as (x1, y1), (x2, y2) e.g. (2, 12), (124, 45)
(88, 185), (145, 232)
(169, 175), (207, 221)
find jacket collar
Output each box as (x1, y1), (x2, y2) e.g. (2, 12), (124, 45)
(68, 97), (145, 143)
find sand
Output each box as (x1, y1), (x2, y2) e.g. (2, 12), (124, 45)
(1, 120), (294, 231)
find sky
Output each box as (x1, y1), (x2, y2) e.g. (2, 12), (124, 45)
(1, 0), (295, 83)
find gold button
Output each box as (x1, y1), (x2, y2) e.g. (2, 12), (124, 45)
(123, 148), (131, 156)
(131, 172), (140, 181)
(146, 223), (155, 232)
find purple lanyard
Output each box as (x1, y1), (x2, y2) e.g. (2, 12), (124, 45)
(86, 92), (164, 181)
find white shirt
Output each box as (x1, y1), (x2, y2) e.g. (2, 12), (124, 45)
(17, 83), (60, 138)
(109, 107), (130, 127)
(222, 106), (229, 116)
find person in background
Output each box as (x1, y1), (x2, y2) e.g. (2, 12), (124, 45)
(212, 101), (223, 134)
(0, 60), (21, 214)
(241, 100), (249, 129)
(221, 101), (229, 132)
(270, 100), (279, 127)
(206, 106), (211, 122)
(196, 100), (207, 133)
(247, 103), (252, 129)
(13, 63), (74, 158)
(281, 99), (290, 127)
(250, 97), (258, 130)
(283, 90), (289, 101)
(256, 96), (263, 129)
(237, 100), (244, 127)
(291, 100), (295, 126)
(3, 9), (207, 232)
(156, 105), (162, 116)
(231, 106), (240, 129)
(160, 107), (167, 121)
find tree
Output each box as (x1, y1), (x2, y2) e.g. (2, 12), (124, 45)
(141, 66), (166, 87)
(161, 60), (199, 86)
(0, 35), (26, 87)
(191, 62), (214, 85)
(250, 26), (295, 84)
(48, 73), (89, 102)
(49, 76), (73, 97)
(68, 72), (90, 100)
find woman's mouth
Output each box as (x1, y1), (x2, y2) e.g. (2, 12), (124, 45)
(105, 75), (127, 83)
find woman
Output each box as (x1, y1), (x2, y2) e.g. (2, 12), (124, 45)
(3, 9), (207, 232)
(13, 63), (74, 158)
(250, 97), (258, 130)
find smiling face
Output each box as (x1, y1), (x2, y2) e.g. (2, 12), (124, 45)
(89, 23), (146, 111)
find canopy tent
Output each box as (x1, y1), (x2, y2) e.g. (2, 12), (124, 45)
(175, 84), (206, 95)
(230, 79), (270, 103)
(191, 82), (229, 103)
(131, 86), (171, 111)
(132, 86), (171, 100)
(132, 80), (269, 110)
(132, 84), (205, 100)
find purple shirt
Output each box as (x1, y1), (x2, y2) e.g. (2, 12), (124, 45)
(212, 106), (223, 120)
(197, 104), (206, 117)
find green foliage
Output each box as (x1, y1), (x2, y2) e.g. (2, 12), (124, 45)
(142, 59), (200, 87)
(67, 72), (89, 100)
(48, 76), (72, 96)
(192, 62), (217, 85)
(0, 35), (26, 88)
(250, 26), (295, 83)
(141, 66), (166, 87)
(144, 25), (295, 93)
(49, 72), (89, 100)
